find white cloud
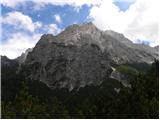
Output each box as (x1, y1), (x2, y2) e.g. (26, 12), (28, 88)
(113, 0), (135, 2)
(0, 32), (41, 59)
(34, 21), (43, 29)
(33, 2), (46, 11)
(0, 0), (22, 7)
(54, 14), (62, 23)
(2, 11), (43, 32)
(47, 24), (62, 35)
(88, 0), (159, 46)
(1, 10), (62, 58)
(2, 11), (35, 32)
(0, 0), (101, 8)
(0, 22), (62, 59)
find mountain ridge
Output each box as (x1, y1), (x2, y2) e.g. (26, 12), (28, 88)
(1, 23), (158, 90)
(2, 22), (158, 90)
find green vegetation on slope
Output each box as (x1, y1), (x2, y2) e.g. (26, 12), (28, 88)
(1, 60), (159, 119)
(117, 65), (138, 76)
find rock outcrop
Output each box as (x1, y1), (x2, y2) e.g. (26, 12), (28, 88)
(16, 48), (33, 64)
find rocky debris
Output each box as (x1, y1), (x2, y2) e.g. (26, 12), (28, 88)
(110, 70), (131, 88)
(114, 88), (121, 93)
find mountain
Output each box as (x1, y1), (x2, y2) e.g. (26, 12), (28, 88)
(1, 55), (19, 73)
(1, 56), (20, 101)
(16, 48), (33, 64)
(1, 23), (159, 119)
(18, 22), (158, 90)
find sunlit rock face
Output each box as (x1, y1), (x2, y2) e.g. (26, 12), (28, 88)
(16, 48), (33, 64)
(18, 22), (159, 90)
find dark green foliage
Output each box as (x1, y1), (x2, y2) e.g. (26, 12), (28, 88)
(1, 58), (21, 101)
(129, 60), (159, 118)
(117, 65), (138, 76)
(1, 60), (159, 118)
(123, 62), (151, 73)
(1, 80), (70, 119)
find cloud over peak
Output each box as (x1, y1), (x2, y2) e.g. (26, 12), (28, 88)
(88, 0), (159, 46)
(1, 0), (159, 59)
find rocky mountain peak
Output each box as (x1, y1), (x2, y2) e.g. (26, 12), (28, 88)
(57, 22), (100, 41)
(64, 22), (98, 32)
(35, 22), (102, 51)
(19, 22), (159, 90)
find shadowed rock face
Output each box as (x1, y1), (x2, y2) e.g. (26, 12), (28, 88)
(1, 56), (18, 67)
(18, 22), (159, 90)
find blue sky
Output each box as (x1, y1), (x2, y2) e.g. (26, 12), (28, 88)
(1, 1), (132, 31)
(0, 0), (158, 58)
(1, 3), (93, 43)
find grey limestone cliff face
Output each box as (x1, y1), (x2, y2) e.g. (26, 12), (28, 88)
(19, 23), (159, 90)
(16, 48), (33, 64)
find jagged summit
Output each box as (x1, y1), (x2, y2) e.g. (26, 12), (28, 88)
(58, 22), (99, 38)
(64, 22), (98, 31)
(36, 22), (102, 50)
(16, 48), (33, 64)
